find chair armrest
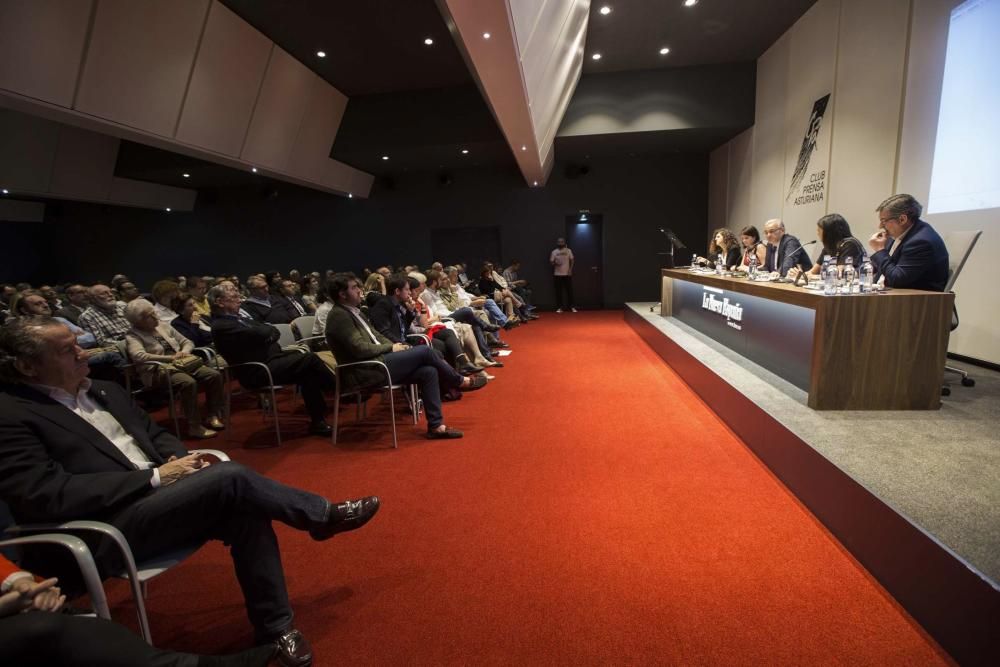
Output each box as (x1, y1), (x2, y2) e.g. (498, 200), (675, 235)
(0, 534), (110, 619)
(190, 449), (230, 462)
(224, 361), (276, 388)
(406, 334), (431, 346)
(333, 360), (393, 387)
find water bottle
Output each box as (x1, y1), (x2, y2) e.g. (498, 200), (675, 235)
(822, 255), (835, 295)
(842, 257), (856, 294)
(748, 251), (758, 279)
(859, 257), (874, 293)
(715, 254), (724, 275)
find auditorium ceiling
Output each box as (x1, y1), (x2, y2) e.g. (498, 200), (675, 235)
(114, 0), (818, 191)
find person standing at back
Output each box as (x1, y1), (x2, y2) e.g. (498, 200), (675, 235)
(550, 237), (576, 312)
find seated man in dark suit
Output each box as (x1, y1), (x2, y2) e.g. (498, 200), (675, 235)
(763, 218), (814, 277)
(54, 283), (89, 325)
(0, 316), (380, 667)
(209, 283), (335, 435)
(369, 274), (480, 376)
(868, 194), (949, 291)
(324, 273), (486, 440)
(272, 279), (309, 323)
(242, 276), (292, 324)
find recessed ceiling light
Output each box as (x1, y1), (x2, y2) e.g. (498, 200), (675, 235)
(182, 173), (190, 178)
(483, 32), (491, 39)
(348, 193), (353, 198)
(424, 37), (434, 46)
(461, 149), (469, 154)
(2, 189), (9, 194)
(684, 0), (698, 6)
(165, 207), (171, 212)
(521, 145), (527, 151)
(316, 50), (326, 58)
(251, 167), (257, 173)
(533, 181), (538, 186)
(599, 6), (612, 15)
(659, 47), (670, 55)
(591, 53), (602, 60)
(382, 155), (389, 161)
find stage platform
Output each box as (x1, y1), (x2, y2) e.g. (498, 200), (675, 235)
(625, 302), (999, 666)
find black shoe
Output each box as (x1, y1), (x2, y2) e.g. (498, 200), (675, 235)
(427, 426), (464, 439)
(310, 496), (380, 541)
(272, 628), (312, 667)
(502, 320), (518, 331)
(308, 420), (332, 436)
(460, 375), (488, 391)
(458, 364), (481, 376)
(442, 388), (463, 401)
(486, 360), (504, 368)
(489, 340), (510, 349)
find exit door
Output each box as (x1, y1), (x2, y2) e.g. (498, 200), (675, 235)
(565, 214), (603, 309)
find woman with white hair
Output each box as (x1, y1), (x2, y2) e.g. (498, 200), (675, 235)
(124, 298), (224, 439)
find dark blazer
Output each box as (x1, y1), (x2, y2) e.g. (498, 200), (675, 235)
(765, 234), (814, 276)
(54, 303), (85, 325)
(171, 316), (213, 347)
(368, 295), (415, 344)
(0, 381), (187, 523)
(714, 246), (741, 270)
(242, 298), (292, 325)
(211, 314), (300, 387)
(870, 218), (949, 291)
(325, 304), (394, 390)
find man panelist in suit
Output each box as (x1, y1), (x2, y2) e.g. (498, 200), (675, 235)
(763, 218), (814, 277)
(209, 282), (335, 436)
(0, 316), (380, 666)
(869, 194), (949, 291)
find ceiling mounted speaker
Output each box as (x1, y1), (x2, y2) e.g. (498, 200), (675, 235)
(564, 163), (591, 179)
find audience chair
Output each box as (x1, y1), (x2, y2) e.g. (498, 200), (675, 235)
(122, 360), (182, 439)
(326, 357), (420, 450)
(272, 323), (297, 348)
(222, 361), (290, 447)
(2, 449), (229, 646)
(941, 230), (982, 394)
(290, 315), (316, 340)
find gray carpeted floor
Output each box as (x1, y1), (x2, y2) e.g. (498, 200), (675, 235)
(628, 303), (1000, 584)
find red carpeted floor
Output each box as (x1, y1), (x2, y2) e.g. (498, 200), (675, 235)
(110, 311), (949, 665)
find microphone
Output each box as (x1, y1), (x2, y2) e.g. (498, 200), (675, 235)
(786, 240), (817, 263)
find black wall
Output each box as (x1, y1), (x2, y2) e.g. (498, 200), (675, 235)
(3, 152), (708, 307)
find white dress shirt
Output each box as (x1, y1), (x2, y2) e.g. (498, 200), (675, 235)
(30, 379), (160, 487)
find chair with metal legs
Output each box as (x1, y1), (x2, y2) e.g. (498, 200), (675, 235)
(222, 362), (290, 446)
(940, 230), (982, 394)
(328, 359), (420, 450)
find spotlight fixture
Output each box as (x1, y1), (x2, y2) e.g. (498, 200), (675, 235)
(424, 37), (434, 45)
(483, 32), (491, 39)
(182, 173), (190, 178)
(591, 53), (602, 60)
(382, 155), (389, 161)
(165, 207), (171, 212)
(316, 50), (326, 58)
(521, 145), (527, 151)
(348, 193), (353, 198)
(533, 181), (538, 186)
(599, 6), (611, 15)
(1, 188), (9, 194)
(659, 47), (670, 55)
(251, 167), (258, 173)
(684, 0), (698, 6)
(461, 149), (469, 154)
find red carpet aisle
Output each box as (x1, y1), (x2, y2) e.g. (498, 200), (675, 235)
(108, 312), (948, 665)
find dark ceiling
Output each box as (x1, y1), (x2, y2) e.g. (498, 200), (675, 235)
(116, 0), (818, 193)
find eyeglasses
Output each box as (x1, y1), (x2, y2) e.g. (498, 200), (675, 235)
(879, 216), (899, 225)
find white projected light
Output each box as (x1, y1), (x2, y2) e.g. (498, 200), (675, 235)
(928, 0), (1000, 214)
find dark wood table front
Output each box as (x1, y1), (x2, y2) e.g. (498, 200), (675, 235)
(660, 269), (954, 410)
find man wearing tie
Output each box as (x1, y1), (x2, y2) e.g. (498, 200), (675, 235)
(868, 194), (949, 291)
(763, 219), (813, 277)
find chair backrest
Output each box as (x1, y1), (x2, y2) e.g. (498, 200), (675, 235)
(272, 323), (297, 348)
(291, 316), (315, 340)
(942, 230), (982, 292)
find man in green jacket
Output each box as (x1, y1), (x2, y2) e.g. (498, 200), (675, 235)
(324, 273), (486, 439)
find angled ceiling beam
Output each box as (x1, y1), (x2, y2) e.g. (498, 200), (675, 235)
(438, 0), (589, 187)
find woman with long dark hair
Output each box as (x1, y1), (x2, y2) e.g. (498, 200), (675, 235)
(788, 213), (865, 281)
(695, 228), (741, 270)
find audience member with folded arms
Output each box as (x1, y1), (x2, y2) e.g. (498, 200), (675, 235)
(125, 298), (224, 439)
(0, 552), (277, 666)
(0, 316), (380, 666)
(209, 283), (336, 435)
(324, 273), (486, 440)
(787, 214), (865, 282)
(868, 194), (949, 291)
(242, 276), (290, 324)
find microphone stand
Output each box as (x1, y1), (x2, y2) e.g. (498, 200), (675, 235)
(653, 228), (688, 312)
